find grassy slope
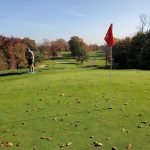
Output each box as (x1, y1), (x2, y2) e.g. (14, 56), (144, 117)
(0, 52), (150, 150)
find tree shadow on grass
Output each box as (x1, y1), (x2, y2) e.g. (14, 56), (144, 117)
(0, 71), (27, 77)
(55, 62), (77, 65)
(83, 65), (145, 70)
(83, 65), (110, 70)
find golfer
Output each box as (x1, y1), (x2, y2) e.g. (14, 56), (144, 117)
(25, 47), (35, 73)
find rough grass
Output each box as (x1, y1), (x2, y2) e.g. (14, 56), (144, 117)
(0, 52), (150, 150)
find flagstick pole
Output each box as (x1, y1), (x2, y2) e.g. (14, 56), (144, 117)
(104, 23), (113, 109)
(109, 47), (112, 109)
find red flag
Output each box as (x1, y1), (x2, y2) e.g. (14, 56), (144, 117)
(104, 24), (114, 48)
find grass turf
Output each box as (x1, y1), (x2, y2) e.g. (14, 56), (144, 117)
(0, 52), (150, 150)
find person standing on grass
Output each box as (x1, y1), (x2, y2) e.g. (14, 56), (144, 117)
(25, 47), (35, 73)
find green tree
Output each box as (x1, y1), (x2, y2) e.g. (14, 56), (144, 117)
(139, 31), (150, 69)
(68, 36), (89, 64)
(128, 32), (145, 68)
(113, 37), (132, 68)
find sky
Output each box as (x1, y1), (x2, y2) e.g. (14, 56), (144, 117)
(0, 0), (149, 45)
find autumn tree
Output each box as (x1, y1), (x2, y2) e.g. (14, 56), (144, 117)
(0, 35), (44, 70)
(49, 40), (59, 60)
(14, 42), (26, 69)
(1, 36), (17, 69)
(89, 44), (101, 51)
(54, 39), (69, 54)
(48, 39), (69, 59)
(38, 39), (50, 59)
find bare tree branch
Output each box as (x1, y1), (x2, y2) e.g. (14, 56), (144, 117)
(139, 14), (147, 32)
(146, 15), (150, 32)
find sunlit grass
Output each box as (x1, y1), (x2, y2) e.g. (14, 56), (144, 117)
(0, 52), (149, 150)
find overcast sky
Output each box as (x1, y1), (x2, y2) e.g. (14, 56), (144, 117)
(0, 0), (149, 44)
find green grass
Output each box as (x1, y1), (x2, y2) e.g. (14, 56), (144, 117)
(0, 52), (150, 150)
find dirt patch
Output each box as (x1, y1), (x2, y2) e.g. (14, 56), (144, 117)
(38, 65), (48, 68)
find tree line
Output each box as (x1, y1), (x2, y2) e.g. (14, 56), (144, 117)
(0, 31), (149, 71)
(112, 30), (150, 69)
(102, 14), (150, 70)
(0, 35), (100, 70)
(1, 13), (150, 71)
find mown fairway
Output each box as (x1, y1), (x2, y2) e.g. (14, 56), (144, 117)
(0, 52), (150, 150)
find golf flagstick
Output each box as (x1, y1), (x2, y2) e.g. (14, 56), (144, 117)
(104, 24), (114, 109)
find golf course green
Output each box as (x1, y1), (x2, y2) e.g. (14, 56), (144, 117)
(0, 52), (149, 150)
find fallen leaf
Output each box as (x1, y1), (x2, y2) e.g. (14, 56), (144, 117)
(77, 100), (81, 104)
(40, 136), (52, 141)
(59, 143), (65, 148)
(106, 137), (110, 140)
(40, 137), (47, 139)
(126, 144), (132, 149)
(53, 117), (57, 121)
(141, 121), (147, 124)
(123, 128), (126, 132)
(7, 142), (13, 147)
(13, 133), (18, 136)
(138, 114), (142, 117)
(60, 93), (64, 96)
(89, 136), (94, 139)
(2, 130), (9, 133)
(125, 114), (129, 117)
(16, 143), (20, 147)
(137, 125), (143, 128)
(47, 137), (52, 141)
(124, 103), (128, 105)
(93, 141), (103, 147)
(112, 147), (117, 150)
(0, 141), (13, 147)
(58, 118), (63, 122)
(66, 142), (72, 146)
